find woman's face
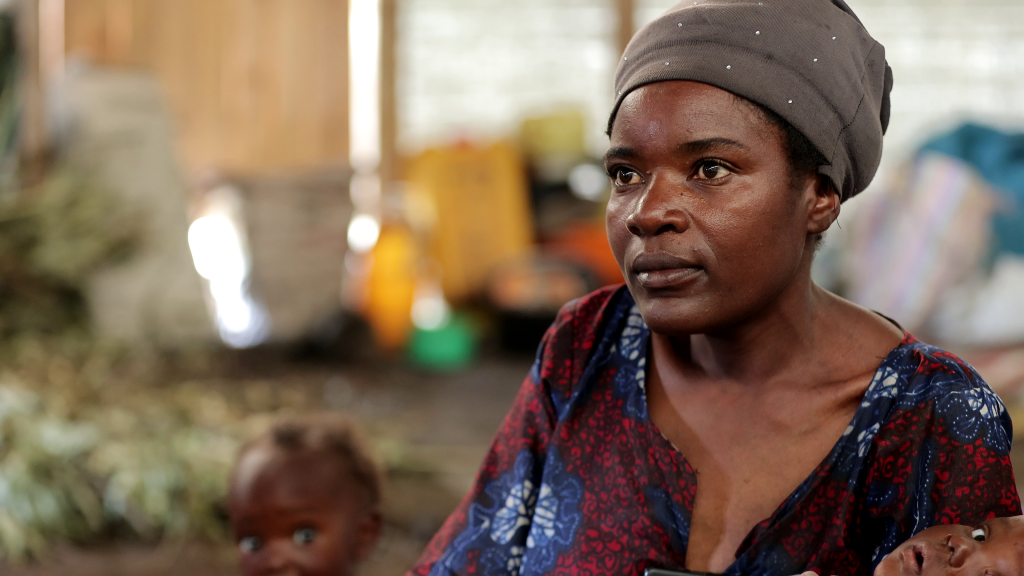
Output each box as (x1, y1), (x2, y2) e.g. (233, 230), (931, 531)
(605, 81), (825, 336)
(874, 517), (1024, 576)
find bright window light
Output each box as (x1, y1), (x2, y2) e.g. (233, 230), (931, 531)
(412, 293), (451, 331)
(568, 163), (609, 202)
(347, 214), (381, 253)
(187, 216), (247, 283)
(349, 0), (381, 172)
(187, 201), (269, 349)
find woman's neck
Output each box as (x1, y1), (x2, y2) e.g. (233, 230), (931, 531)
(653, 274), (828, 386)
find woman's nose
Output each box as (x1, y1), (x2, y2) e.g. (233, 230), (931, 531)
(948, 534), (977, 568)
(624, 173), (690, 237)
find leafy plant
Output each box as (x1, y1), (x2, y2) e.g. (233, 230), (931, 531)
(0, 164), (138, 338)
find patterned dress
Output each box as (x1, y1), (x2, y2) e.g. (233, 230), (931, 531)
(408, 286), (1021, 576)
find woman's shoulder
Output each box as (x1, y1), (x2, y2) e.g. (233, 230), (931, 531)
(530, 284), (633, 366)
(529, 285), (635, 409)
(546, 284), (631, 347)
(883, 336), (994, 395)
(848, 337), (1020, 542)
(861, 335), (1012, 446)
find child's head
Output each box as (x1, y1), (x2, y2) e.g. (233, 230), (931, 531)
(875, 516), (1024, 576)
(228, 413), (382, 576)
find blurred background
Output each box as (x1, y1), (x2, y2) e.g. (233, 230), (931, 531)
(1, 0), (1023, 574)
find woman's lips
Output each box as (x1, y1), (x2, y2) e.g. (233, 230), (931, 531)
(635, 267), (702, 289)
(631, 253), (703, 289)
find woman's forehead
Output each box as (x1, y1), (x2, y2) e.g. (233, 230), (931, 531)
(610, 81), (780, 149)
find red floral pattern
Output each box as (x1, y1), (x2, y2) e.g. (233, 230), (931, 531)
(409, 286), (1020, 576)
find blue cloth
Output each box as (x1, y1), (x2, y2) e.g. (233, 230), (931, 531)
(919, 123), (1024, 256)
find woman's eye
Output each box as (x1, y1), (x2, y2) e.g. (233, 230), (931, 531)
(610, 168), (643, 186)
(694, 161), (732, 180)
(239, 536), (263, 553)
(971, 527), (987, 542)
(294, 528), (318, 545)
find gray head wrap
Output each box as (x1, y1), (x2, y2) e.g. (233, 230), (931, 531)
(609, 0), (893, 201)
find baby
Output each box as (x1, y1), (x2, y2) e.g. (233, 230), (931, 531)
(874, 517), (1024, 576)
(789, 517), (1024, 576)
(228, 413), (383, 576)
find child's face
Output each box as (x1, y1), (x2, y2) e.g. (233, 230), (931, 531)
(875, 517), (1024, 576)
(228, 446), (380, 576)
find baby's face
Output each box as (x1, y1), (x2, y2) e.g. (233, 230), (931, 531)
(876, 517), (1024, 576)
(228, 446), (379, 576)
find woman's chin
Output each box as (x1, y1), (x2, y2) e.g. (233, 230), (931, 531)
(634, 290), (749, 337)
(635, 299), (720, 337)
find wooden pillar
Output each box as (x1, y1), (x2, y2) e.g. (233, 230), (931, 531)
(39, 0), (64, 84)
(615, 0), (634, 56)
(379, 0), (397, 184)
(18, 0), (47, 169)
(103, 0), (134, 65)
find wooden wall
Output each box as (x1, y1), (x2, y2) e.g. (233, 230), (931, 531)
(64, 0), (350, 175)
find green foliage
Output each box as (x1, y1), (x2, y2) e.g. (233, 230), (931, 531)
(0, 337), (420, 563)
(0, 165), (138, 337)
(0, 340), (246, 562)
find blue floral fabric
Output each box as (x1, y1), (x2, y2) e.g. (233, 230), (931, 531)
(410, 286), (1020, 576)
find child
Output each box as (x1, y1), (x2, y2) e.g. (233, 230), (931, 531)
(798, 516), (1024, 576)
(228, 413), (383, 576)
(873, 516), (1024, 576)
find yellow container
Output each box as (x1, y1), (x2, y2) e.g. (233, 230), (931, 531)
(406, 141), (533, 303)
(364, 222), (418, 350)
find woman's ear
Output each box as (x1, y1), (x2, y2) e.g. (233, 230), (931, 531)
(806, 175), (840, 235)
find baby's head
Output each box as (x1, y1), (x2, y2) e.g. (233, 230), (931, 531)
(876, 516), (1024, 576)
(228, 413), (382, 576)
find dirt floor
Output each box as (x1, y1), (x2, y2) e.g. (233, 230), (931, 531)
(6, 349), (1024, 576)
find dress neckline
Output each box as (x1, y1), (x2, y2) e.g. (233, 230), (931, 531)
(625, 305), (915, 571)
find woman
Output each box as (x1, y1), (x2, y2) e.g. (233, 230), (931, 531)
(409, 1), (1021, 575)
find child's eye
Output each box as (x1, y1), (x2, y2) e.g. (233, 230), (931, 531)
(294, 527), (318, 545)
(971, 527), (987, 542)
(239, 536), (263, 553)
